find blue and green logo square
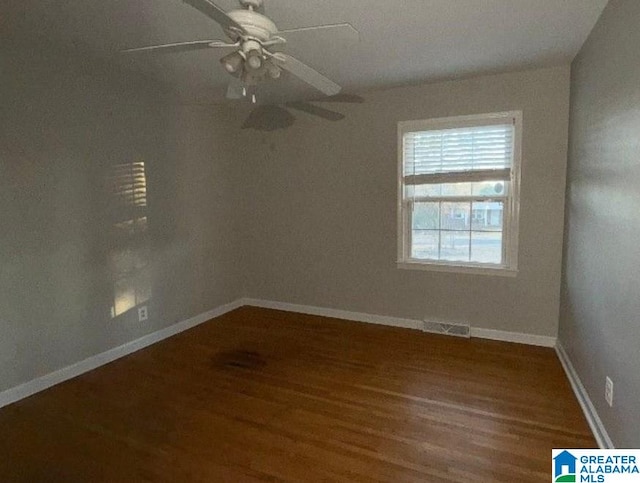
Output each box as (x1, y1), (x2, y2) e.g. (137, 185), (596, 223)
(553, 450), (577, 482)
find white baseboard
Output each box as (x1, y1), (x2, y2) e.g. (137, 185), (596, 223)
(241, 298), (556, 347)
(0, 297), (559, 410)
(0, 299), (243, 410)
(471, 327), (556, 347)
(555, 342), (614, 449)
(240, 298), (423, 330)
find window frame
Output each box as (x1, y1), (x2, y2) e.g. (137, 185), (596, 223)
(397, 111), (522, 276)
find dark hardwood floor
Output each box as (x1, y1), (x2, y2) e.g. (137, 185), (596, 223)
(0, 307), (595, 482)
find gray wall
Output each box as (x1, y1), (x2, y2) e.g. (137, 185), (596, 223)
(0, 46), (575, 398)
(559, 0), (640, 448)
(0, 45), (243, 393)
(240, 66), (570, 337)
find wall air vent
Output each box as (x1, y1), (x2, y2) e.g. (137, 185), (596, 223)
(422, 319), (471, 338)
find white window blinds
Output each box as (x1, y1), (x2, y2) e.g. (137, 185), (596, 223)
(403, 123), (514, 185)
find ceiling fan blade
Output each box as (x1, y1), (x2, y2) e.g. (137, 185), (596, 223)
(242, 106), (296, 131)
(312, 93), (365, 104)
(181, 0), (244, 33)
(272, 53), (341, 97)
(285, 102), (345, 121)
(121, 40), (237, 55)
(278, 22), (359, 42)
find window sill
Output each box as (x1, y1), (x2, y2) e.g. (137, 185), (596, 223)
(397, 260), (518, 277)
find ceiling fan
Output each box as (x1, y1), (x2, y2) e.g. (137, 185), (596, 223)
(121, 0), (359, 104)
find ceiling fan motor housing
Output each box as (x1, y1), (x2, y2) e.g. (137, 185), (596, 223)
(226, 9), (278, 42)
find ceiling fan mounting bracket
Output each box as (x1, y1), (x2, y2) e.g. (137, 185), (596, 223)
(239, 0), (263, 9)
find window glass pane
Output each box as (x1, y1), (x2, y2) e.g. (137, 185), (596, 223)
(471, 201), (503, 232)
(471, 231), (503, 264)
(440, 230), (470, 261)
(406, 184), (442, 198)
(411, 230), (439, 260)
(412, 202), (440, 230)
(441, 183), (472, 197)
(472, 181), (508, 197)
(441, 202), (471, 231)
(405, 183), (472, 199)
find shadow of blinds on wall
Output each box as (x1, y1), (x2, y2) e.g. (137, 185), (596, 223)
(108, 160), (151, 318)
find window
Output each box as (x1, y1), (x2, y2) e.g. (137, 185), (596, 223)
(397, 112), (521, 275)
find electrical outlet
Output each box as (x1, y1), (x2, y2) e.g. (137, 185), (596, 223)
(138, 305), (148, 322)
(605, 376), (614, 407)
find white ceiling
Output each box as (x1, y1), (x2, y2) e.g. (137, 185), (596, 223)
(4, 0), (608, 102)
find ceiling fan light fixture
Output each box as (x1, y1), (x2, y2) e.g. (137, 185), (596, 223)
(266, 63), (281, 79)
(241, 38), (264, 71)
(247, 52), (263, 70)
(220, 51), (243, 74)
